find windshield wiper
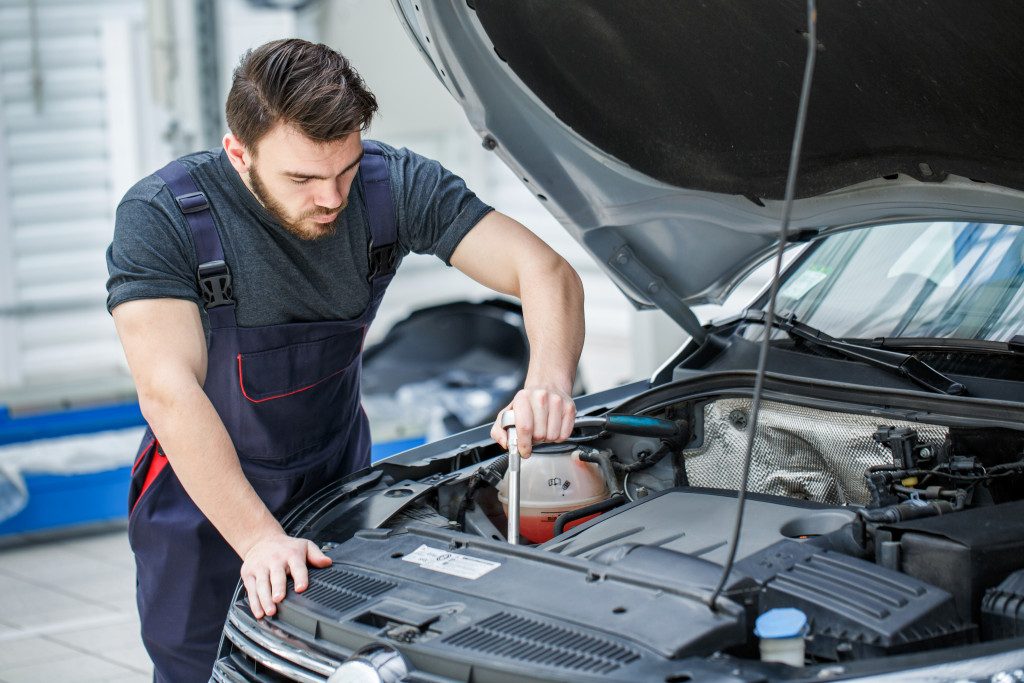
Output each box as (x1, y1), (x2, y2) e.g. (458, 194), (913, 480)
(736, 310), (968, 396)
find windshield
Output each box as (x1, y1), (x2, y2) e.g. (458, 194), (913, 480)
(774, 221), (1024, 342)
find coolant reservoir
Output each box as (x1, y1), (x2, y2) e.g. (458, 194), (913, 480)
(497, 444), (610, 543)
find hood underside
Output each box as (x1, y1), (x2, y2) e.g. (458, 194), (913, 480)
(471, 1), (1024, 200)
(392, 0), (1024, 332)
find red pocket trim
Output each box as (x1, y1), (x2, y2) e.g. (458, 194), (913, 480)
(132, 441), (168, 514)
(131, 437), (156, 475)
(236, 353), (350, 404)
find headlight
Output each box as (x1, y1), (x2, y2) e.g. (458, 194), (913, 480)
(846, 658), (1024, 682)
(328, 644), (409, 683)
(987, 670), (1024, 683)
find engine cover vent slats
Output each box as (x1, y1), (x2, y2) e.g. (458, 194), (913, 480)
(291, 567), (396, 616)
(753, 543), (973, 659)
(442, 612), (640, 674)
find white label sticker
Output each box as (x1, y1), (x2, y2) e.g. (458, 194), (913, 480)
(402, 544), (500, 580)
(782, 269), (828, 299)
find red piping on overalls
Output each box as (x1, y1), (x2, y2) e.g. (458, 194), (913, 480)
(131, 441), (168, 514)
(236, 352), (352, 403)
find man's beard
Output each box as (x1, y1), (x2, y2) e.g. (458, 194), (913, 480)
(248, 164), (344, 241)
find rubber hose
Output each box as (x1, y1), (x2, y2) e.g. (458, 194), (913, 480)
(553, 494), (626, 537)
(456, 455), (511, 528)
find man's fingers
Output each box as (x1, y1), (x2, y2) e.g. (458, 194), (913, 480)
(490, 417), (507, 448)
(288, 555), (310, 593)
(511, 393), (535, 457)
(560, 402), (577, 441)
(270, 565), (288, 603)
(306, 540), (332, 568)
(243, 575), (263, 619)
(255, 573), (275, 617)
(528, 390), (550, 445)
(494, 390), (577, 455)
(239, 535), (334, 617)
(545, 392), (566, 442)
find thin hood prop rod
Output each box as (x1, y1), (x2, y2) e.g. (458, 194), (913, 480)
(708, 0), (818, 611)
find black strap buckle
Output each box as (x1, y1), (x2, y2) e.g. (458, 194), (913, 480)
(175, 191), (210, 214)
(367, 243), (399, 282)
(197, 260), (234, 309)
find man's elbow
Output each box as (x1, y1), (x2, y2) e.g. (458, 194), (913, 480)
(135, 370), (202, 428)
(552, 255), (584, 303)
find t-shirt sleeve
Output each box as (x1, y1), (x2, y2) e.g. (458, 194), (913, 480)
(392, 147), (493, 265)
(105, 185), (202, 314)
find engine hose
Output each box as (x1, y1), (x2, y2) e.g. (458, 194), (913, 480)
(866, 471), (900, 507)
(673, 452), (691, 487)
(456, 455), (510, 528)
(858, 499), (956, 525)
(478, 454), (509, 486)
(553, 494), (627, 537)
(578, 450), (623, 496)
(616, 443), (673, 473)
(806, 519), (870, 558)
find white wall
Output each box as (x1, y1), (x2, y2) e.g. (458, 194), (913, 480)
(0, 0), (165, 410)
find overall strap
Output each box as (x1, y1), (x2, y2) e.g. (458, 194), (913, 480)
(358, 141), (400, 282)
(154, 160), (236, 325)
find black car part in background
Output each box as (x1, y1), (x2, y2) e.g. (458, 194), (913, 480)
(362, 299), (586, 442)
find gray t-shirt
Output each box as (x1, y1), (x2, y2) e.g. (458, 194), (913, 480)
(106, 141), (492, 330)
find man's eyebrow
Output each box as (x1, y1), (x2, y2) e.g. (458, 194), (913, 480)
(283, 151), (365, 179)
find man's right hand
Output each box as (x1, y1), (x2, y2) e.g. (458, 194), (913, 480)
(240, 532), (333, 619)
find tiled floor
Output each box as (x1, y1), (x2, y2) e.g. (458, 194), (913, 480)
(0, 526), (151, 682)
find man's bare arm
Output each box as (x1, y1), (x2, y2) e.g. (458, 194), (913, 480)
(450, 211), (585, 455)
(112, 298), (330, 618)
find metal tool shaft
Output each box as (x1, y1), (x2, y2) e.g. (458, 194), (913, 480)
(501, 410), (520, 545)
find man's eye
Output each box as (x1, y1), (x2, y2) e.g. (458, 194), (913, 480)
(291, 178), (312, 185)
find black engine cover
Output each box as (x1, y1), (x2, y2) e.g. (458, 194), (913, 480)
(738, 540), (975, 660)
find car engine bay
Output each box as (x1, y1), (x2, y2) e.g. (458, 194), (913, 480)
(223, 386), (1024, 680)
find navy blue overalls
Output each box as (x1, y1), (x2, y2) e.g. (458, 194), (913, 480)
(126, 141), (400, 683)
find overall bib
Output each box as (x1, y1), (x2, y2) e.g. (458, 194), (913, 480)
(126, 142), (400, 683)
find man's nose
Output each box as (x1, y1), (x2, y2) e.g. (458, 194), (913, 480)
(314, 182), (345, 210)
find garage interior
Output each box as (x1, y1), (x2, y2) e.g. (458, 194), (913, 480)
(0, 1), (759, 680)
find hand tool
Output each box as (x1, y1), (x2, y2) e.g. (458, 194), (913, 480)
(501, 410), (520, 544)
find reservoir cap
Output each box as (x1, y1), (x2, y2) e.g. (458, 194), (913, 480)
(755, 608), (808, 639)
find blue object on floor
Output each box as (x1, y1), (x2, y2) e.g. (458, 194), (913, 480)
(0, 435), (426, 536)
(0, 467), (132, 535)
(0, 402), (146, 446)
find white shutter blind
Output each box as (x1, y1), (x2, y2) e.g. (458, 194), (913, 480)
(0, 0), (150, 407)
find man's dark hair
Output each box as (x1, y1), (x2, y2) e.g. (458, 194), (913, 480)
(226, 38), (378, 149)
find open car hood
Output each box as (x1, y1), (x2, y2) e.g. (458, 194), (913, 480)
(391, 1), (1024, 337)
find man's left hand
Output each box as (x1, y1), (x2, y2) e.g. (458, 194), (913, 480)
(490, 385), (576, 457)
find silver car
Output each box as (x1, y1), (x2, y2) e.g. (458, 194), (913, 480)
(215, 2), (1024, 681)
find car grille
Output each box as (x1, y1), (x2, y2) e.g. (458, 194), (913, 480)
(213, 565), (400, 682)
(442, 612), (640, 675)
(214, 611), (340, 682)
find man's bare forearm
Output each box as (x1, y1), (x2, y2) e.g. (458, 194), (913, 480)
(519, 257), (585, 395)
(449, 210), (585, 453)
(139, 376), (282, 558)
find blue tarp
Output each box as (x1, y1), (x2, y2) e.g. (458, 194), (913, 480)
(0, 403), (425, 537)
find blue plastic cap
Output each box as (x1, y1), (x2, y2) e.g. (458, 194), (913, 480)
(754, 608), (809, 639)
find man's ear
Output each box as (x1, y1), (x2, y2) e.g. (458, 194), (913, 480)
(223, 133), (252, 173)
